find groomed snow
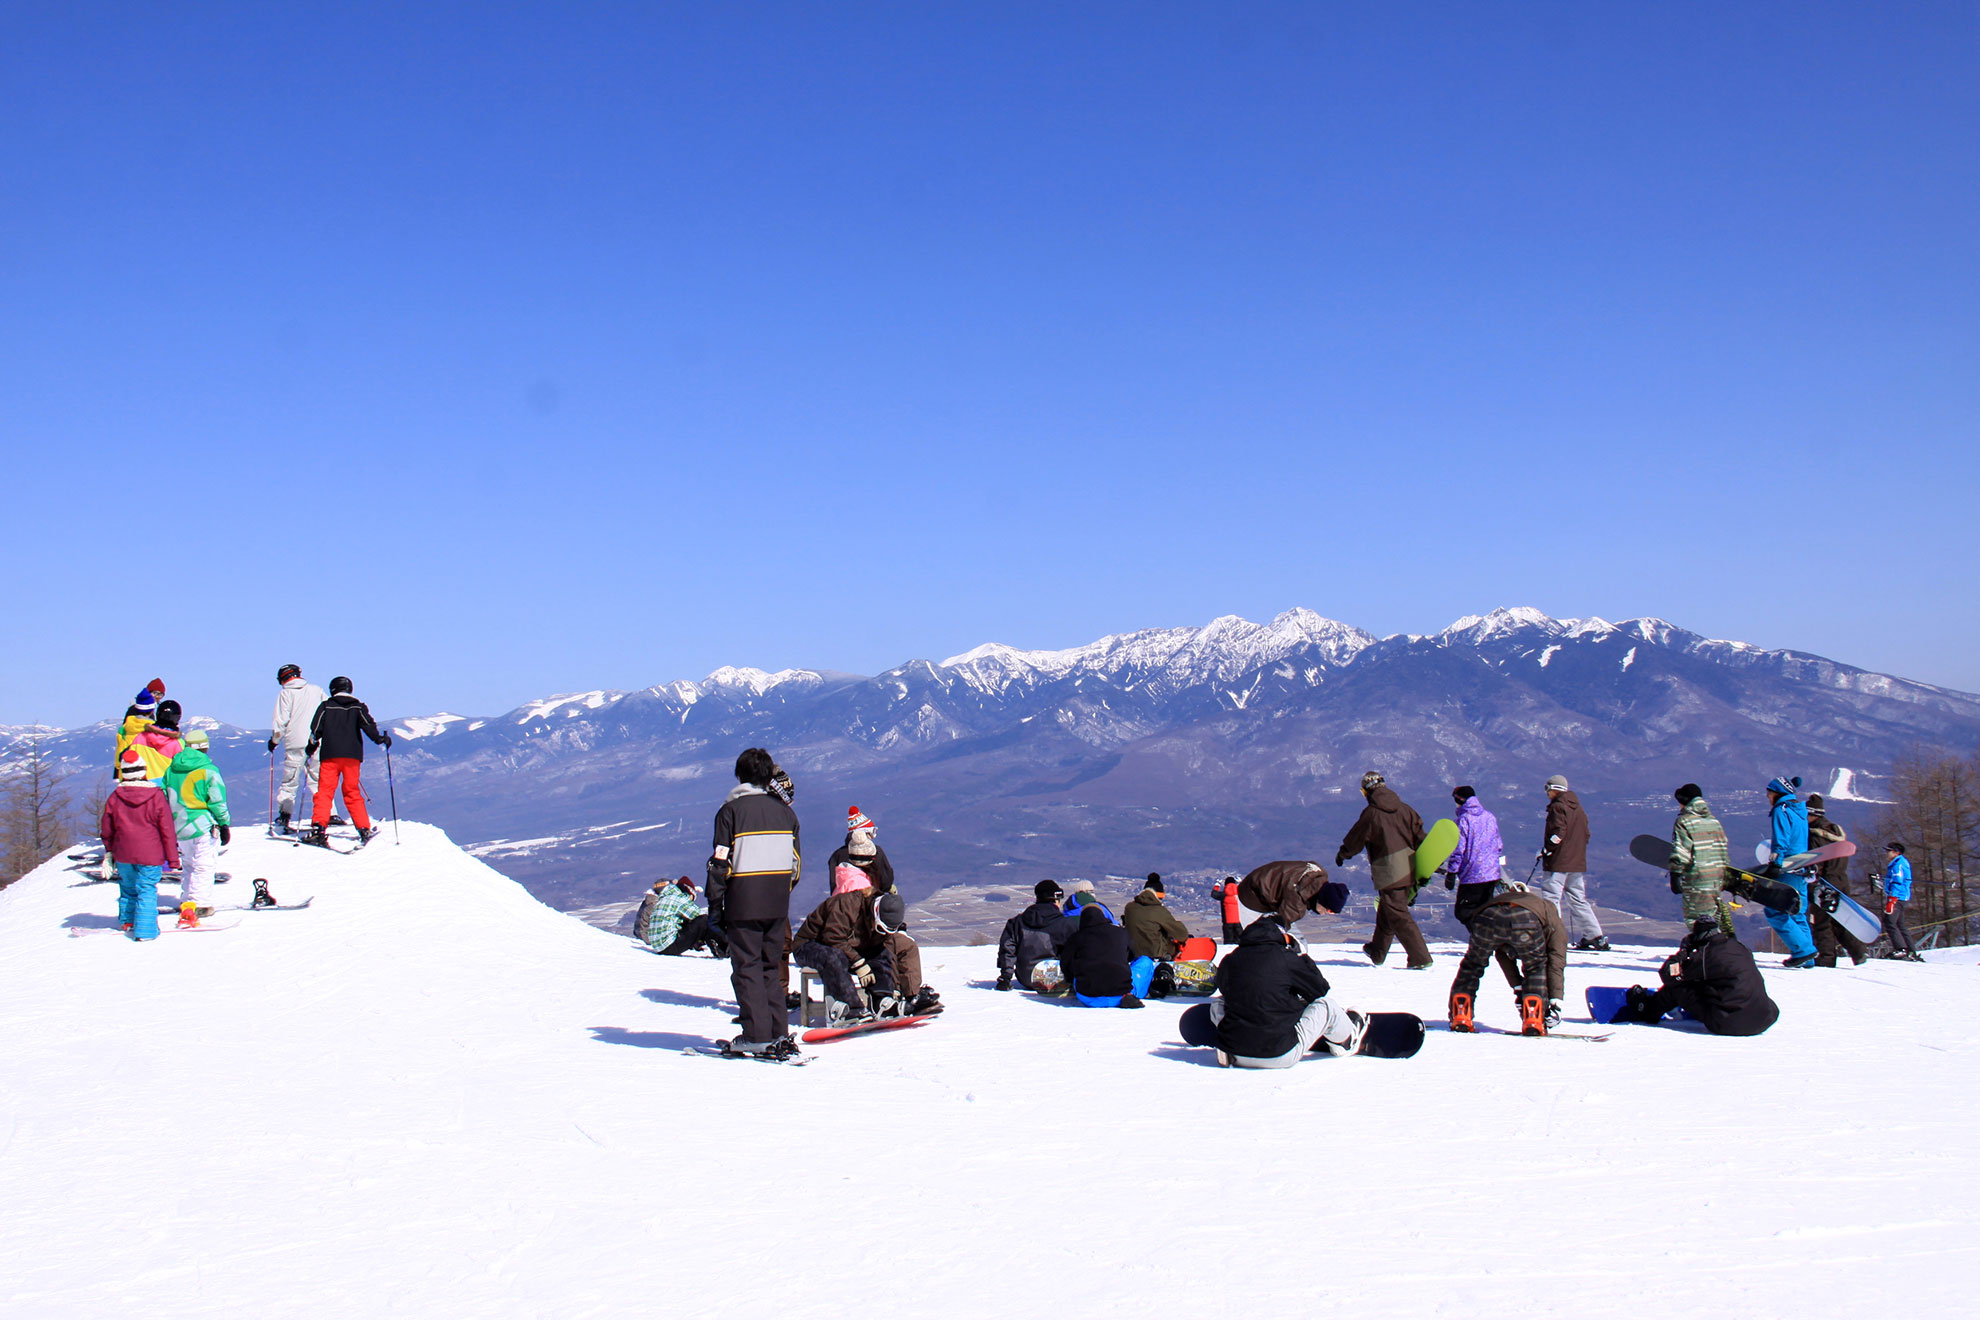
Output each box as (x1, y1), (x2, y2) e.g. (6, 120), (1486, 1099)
(3, 827), (1976, 1318)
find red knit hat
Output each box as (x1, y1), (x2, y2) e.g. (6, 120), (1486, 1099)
(847, 806), (875, 833)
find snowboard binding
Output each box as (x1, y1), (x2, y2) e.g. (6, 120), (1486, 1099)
(251, 878), (277, 909)
(1519, 992), (1547, 1036)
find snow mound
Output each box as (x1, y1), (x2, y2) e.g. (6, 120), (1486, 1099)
(3, 831), (1977, 1317)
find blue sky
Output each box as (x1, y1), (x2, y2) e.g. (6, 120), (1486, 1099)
(4, 2), (1975, 729)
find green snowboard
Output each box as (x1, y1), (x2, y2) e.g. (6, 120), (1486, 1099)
(1413, 818), (1461, 881)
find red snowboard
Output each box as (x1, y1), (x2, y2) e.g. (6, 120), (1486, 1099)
(1174, 936), (1218, 963)
(800, 1014), (937, 1045)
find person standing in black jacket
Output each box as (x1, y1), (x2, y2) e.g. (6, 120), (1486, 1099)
(708, 748), (802, 1059)
(303, 676), (390, 844)
(1211, 919), (1367, 1067)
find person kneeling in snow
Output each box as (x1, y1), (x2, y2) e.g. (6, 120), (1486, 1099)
(1609, 920), (1780, 1036)
(1212, 906), (1365, 1068)
(637, 877), (724, 957)
(1060, 897), (1143, 1008)
(1448, 881), (1566, 1036)
(792, 866), (902, 1026)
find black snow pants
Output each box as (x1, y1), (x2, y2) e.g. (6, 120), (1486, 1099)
(794, 940), (897, 1009)
(727, 918), (791, 1045)
(1452, 902), (1548, 1000)
(1810, 907), (1867, 967)
(657, 914), (717, 958)
(1882, 900), (1917, 956)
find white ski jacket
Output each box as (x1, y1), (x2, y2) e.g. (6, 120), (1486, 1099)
(271, 678), (328, 751)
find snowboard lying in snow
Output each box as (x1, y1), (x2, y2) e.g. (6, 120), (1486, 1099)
(1586, 985), (1696, 1026)
(1177, 1003), (1424, 1061)
(800, 1013), (938, 1045)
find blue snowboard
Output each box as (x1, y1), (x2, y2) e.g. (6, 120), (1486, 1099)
(1586, 985), (1693, 1025)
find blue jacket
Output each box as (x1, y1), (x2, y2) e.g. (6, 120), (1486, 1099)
(1444, 795), (1505, 888)
(1768, 794), (1809, 866)
(1883, 855), (1913, 901)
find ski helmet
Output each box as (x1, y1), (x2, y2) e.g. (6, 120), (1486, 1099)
(329, 676), (354, 696)
(276, 663), (301, 683)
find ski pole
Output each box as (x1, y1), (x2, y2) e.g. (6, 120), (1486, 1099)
(268, 747), (276, 833)
(384, 744), (400, 845)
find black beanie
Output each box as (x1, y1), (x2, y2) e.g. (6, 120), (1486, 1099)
(1675, 783), (1702, 806)
(1452, 785), (1475, 804)
(1035, 879), (1064, 902)
(1145, 876), (1164, 893)
(1807, 793), (1825, 812)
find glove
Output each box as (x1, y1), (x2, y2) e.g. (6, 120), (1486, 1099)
(1885, 897), (1897, 915)
(1443, 873), (1456, 891)
(381, 732), (393, 748)
(305, 741), (318, 757)
(217, 825), (231, 847)
(266, 737), (277, 754)
(1669, 872), (1683, 895)
(995, 977), (1013, 992)
(1333, 851), (1349, 868)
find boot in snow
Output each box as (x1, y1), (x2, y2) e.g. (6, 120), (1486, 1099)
(357, 826), (380, 845)
(907, 986), (942, 1015)
(826, 996), (873, 1028)
(1519, 993), (1547, 1036)
(1449, 992), (1475, 1033)
(1318, 1008), (1369, 1057)
(274, 811), (292, 836)
(1575, 936), (1611, 952)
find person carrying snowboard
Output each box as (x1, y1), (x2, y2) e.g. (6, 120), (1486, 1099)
(1539, 774), (1608, 951)
(1805, 794), (1868, 967)
(1209, 917), (1366, 1068)
(303, 676), (390, 844)
(164, 728), (231, 924)
(1762, 775), (1818, 968)
(1212, 875), (1243, 944)
(267, 664), (327, 833)
(1123, 874), (1190, 961)
(1667, 784), (1733, 934)
(1448, 880), (1566, 1035)
(1876, 841), (1922, 961)
(996, 880), (1079, 992)
(100, 750), (179, 941)
(792, 859), (900, 1025)
(1440, 787), (1507, 929)
(1061, 901), (1141, 1008)
(1335, 771), (1433, 969)
(708, 747), (802, 1058)
(1607, 920), (1779, 1036)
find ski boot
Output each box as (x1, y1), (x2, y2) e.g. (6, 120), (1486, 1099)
(274, 811), (293, 836)
(357, 826), (380, 846)
(252, 879), (277, 909)
(1519, 993), (1548, 1036)
(1448, 991), (1475, 1033)
(177, 901), (201, 930)
(1575, 936), (1611, 952)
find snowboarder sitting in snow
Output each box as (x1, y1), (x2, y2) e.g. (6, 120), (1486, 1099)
(1448, 880), (1566, 1036)
(1608, 920), (1780, 1036)
(636, 877), (723, 957)
(872, 891), (941, 1016)
(1123, 874), (1190, 962)
(1211, 910), (1365, 1068)
(1060, 897), (1142, 1008)
(100, 749), (180, 941)
(792, 864), (902, 1026)
(995, 880), (1080, 992)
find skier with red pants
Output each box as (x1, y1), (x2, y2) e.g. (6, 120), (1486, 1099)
(304, 676), (391, 844)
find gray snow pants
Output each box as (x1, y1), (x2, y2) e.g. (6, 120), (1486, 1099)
(1538, 871), (1604, 942)
(1208, 997), (1354, 1068)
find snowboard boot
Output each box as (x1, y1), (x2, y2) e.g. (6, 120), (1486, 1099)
(1319, 1008), (1369, 1057)
(825, 997), (874, 1028)
(1783, 954), (1817, 969)
(1544, 998), (1563, 1030)
(1448, 991), (1475, 1033)
(1148, 964), (1177, 999)
(1361, 941), (1387, 967)
(907, 986), (942, 1015)
(763, 1036), (801, 1062)
(723, 1037), (775, 1057)
(252, 879), (277, 909)
(1519, 993), (1547, 1036)
(1118, 994), (1144, 1009)
(1575, 936), (1611, 952)
(177, 901), (200, 930)
(872, 994), (906, 1019)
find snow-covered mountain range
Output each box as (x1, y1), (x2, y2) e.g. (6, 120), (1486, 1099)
(18, 607), (1980, 926)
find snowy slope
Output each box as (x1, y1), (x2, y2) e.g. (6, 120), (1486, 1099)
(3, 829), (1977, 1318)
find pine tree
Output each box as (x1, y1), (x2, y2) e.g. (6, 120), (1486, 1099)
(1, 726), (75, 889)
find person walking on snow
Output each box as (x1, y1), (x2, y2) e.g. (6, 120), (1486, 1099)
(267, 664), (327, 833)
(1805, 794), (1868, 967)
(1448, 880), (1566, 1035)
(1667, 784), (1732, 934)
(303, 677), (390, 844)
(164, 728), (230, 924)
(100, 750), (179, 940)
(1538, 774), (1608, 951)
(1212, 875), (1243, 944)
(1441, 786), (1508, 928)
(1763, 775), (1818, 968)
(707, 747), (802, 1059)
(1336, 771), (1433, 969)
(1876, 841), (1922, 961)
(1123, 874), (1191, 961)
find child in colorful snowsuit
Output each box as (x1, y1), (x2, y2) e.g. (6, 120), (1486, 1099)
(304, 677), (391, 842)
(99, 751), (180, 940)
(1763, 775), (1817, 967)
(164, 729), (231, 921)
(129, 699), (185, 786)
(1878, 842), (1921, 961)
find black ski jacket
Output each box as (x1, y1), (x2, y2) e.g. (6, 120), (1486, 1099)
(708, 784), (800, 926)
(1214, 920), (1331, 1058)
(1657, 926), (1779, 1037)
(997, 900), (1078, 984)
(1061, 906), (1133, 998)
(306, 694), (387, 763)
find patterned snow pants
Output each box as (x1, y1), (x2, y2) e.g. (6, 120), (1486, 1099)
(1453, 902), (1549, 999)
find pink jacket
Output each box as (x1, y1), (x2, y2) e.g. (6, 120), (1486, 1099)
(100, 784), (180, 869)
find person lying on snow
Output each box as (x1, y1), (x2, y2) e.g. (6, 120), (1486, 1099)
(1211, 887), (1364, 1069)
(996, 879), (1079, 992)
(1607, 920), (1780, 1036)
(792, 861), (902, 1027)
(1448, 880), (1566, 1035)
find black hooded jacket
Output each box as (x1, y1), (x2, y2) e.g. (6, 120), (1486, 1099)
(826, 840), (895, 895)
(1214, 920), (1331, 1058)
(306, 693), (387, 763)
(997, 901), (1078, 983)
(1061, 905), (1133, 998)
(1649, 925), (1779, 1036)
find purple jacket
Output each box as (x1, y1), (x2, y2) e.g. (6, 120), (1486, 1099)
(1444, 795), (1505, 888)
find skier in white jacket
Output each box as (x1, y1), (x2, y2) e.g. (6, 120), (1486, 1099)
(267, 664), (327, 833)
